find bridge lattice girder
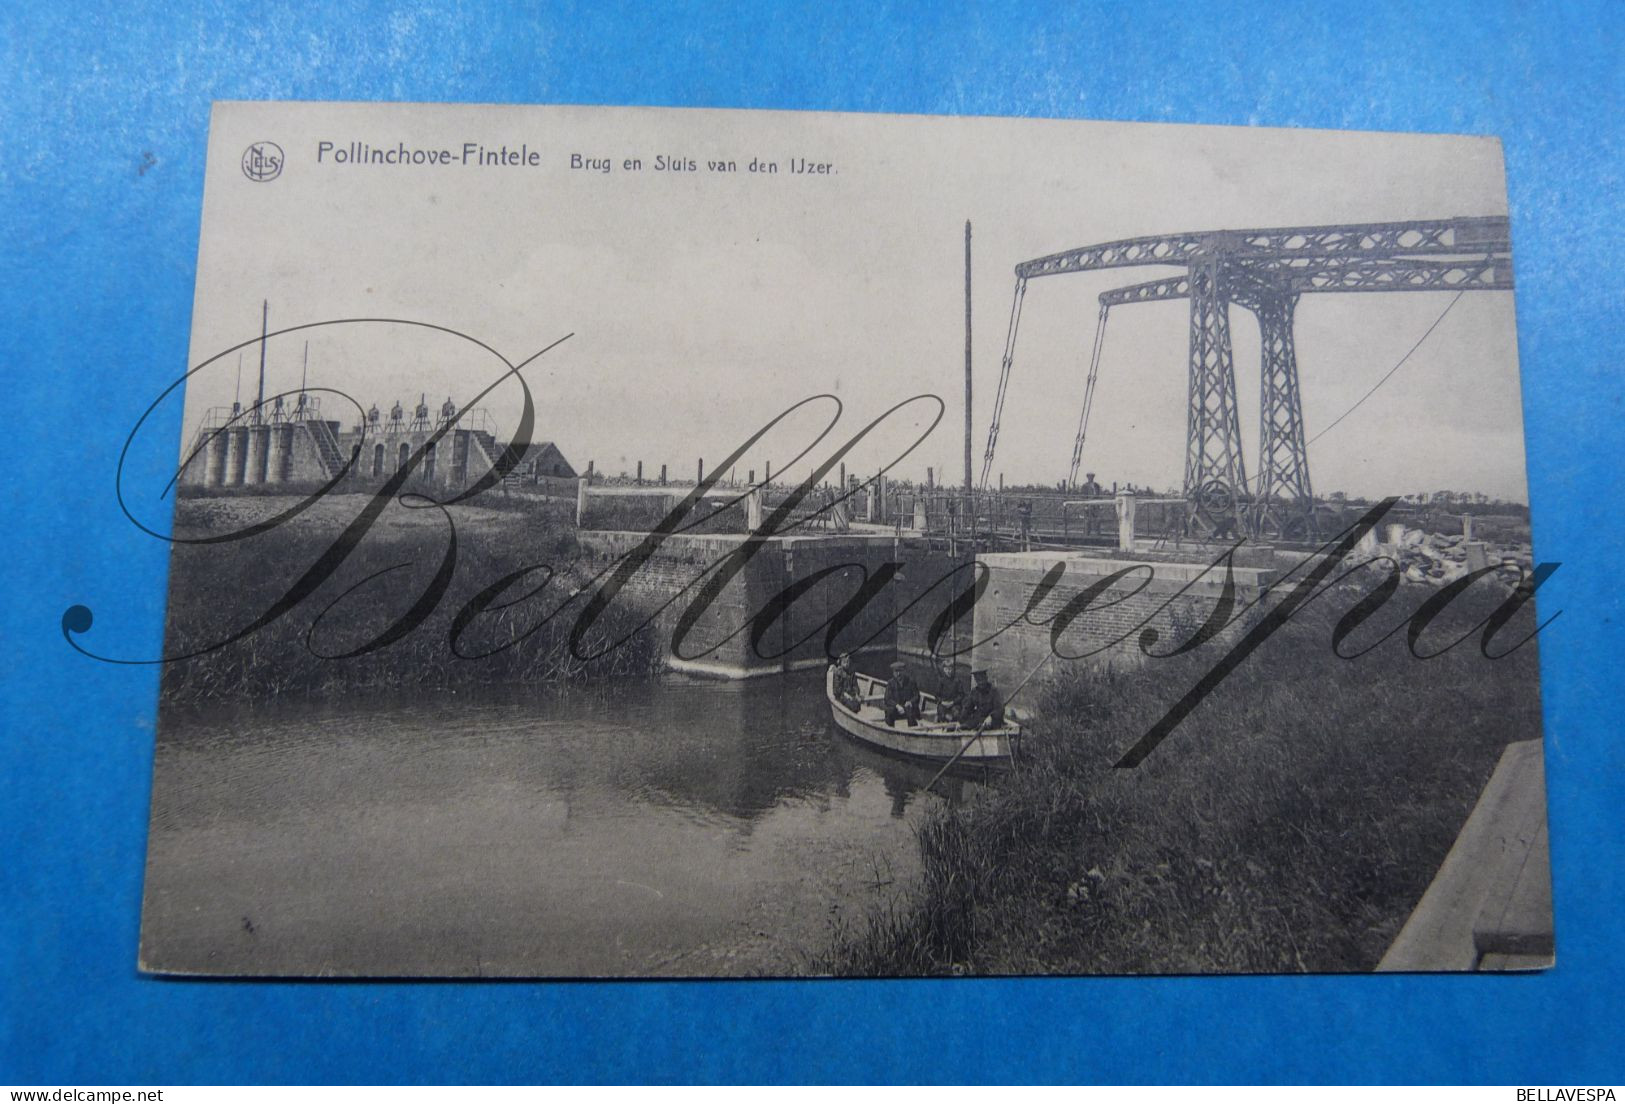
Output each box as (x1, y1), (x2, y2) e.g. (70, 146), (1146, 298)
(1016, 216), (1511, 280)
(980, 216), (1514, 539)
(1099, 256), (1513, 309)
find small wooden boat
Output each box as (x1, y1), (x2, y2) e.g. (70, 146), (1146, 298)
(825, 665), (1020, 766)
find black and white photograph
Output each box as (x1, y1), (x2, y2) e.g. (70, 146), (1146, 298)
(130, 101), (1550, 978)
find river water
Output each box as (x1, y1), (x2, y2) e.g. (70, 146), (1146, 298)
(140, 668), (965, 977)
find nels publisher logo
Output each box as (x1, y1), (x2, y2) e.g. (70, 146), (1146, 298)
(241, 141), (284, 182)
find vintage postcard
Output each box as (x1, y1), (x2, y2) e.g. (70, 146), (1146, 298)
(128, 101), (1550, 977)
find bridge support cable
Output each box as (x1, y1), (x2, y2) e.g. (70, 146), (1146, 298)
(1306, 285), (1471, 448)
(978, 275), (1028, 491)
(1065, 302), (1111, 491)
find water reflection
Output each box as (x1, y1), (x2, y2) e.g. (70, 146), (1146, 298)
(142, 669), (955, 977)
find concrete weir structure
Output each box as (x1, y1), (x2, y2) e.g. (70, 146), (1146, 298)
(177, 395), (524, 496)
(571, 514), (1280, 684)
(569, 488), (1283, 681)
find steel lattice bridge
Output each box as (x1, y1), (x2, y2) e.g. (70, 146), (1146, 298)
(979, 216), (1514, 540)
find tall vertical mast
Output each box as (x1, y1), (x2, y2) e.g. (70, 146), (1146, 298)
(963, 220), (973, 497)
(254, 299), (269, 424)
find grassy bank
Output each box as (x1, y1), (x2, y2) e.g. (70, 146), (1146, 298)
(159, 493), (662, 705)
(824, 579), (1545, 975)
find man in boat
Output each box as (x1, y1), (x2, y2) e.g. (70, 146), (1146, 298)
(932, 658), (963, 723)
(960, 669), (1005, 731)
(883, 660), (921, 727)
(832, 653), (862, 713)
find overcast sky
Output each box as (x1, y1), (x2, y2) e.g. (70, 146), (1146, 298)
(178, 103), (1530, 505)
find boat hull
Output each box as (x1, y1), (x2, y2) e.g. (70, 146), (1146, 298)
(826, 668), (1019, 764)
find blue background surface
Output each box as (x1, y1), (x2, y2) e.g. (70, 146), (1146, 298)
(2, 0), (1620, 1085)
